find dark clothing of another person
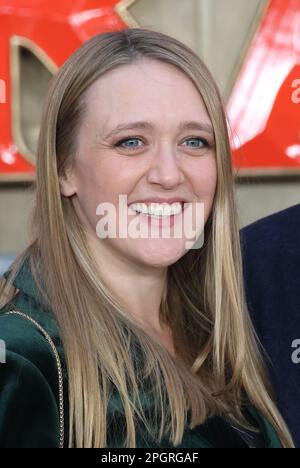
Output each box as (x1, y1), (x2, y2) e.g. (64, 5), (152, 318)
(241, 204), (300, 447)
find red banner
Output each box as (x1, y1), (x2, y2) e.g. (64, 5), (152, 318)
(228, 0), (300, 176)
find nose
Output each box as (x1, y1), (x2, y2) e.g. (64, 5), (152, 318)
(146, 143), (185, 188)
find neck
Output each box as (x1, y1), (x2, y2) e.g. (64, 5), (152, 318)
(87, 233), (168, 334)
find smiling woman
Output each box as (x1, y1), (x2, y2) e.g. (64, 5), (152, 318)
(0, 28), (294, 448)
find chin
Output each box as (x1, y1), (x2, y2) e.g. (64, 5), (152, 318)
(130, 239), (187, 267)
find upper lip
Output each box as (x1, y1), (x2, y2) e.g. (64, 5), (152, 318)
(128, 197), (189, 206)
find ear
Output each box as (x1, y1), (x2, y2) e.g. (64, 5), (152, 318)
(59, 168), (77, 197)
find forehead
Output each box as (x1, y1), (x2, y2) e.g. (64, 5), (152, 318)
(83, 59), (211, 126)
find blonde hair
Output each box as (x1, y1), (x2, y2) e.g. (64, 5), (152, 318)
(0, 28), (294, 448)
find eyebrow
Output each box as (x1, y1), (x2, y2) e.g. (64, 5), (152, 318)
(103, 120), (214, 139)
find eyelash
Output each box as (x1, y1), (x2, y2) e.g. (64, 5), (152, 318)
(114, 136), (212, 151)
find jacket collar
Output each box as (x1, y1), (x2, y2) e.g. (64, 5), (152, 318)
(3, 255), (49, 311)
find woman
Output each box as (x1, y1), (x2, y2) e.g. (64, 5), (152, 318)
(0, 28), (294, 448)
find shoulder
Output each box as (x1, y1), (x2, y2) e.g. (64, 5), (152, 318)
(240, 204), (300, 287)
(0, 310), (60, 375)
(240, 204), (300, 255)
(240, 206), (300, 316)
(0, 349), (61, 447)
(0, 310), (64, 448)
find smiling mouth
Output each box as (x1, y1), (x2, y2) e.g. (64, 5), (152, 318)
(134, 212), (180, 219)
(128, 202), (186, 219)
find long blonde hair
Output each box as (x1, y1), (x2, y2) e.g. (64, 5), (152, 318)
(0, 28), (294, 448)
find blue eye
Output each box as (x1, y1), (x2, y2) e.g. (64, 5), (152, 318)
(115, 137), (143, 150)
(183, 138), (208, 148)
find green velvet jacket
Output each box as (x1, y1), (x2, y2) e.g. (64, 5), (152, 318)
(0, 258), (283, 448)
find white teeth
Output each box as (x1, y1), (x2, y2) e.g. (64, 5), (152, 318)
(129, 202), (183, 217)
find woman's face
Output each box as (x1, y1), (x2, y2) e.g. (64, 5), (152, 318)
(61, 58), (217, 268)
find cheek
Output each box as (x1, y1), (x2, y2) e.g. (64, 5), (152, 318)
(74, 157), (134, 224)
(71, 160), (108, 231)
(189, 157), (217, 223)
(75, 156), (113, 201)
(191, 157), (218, 199)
